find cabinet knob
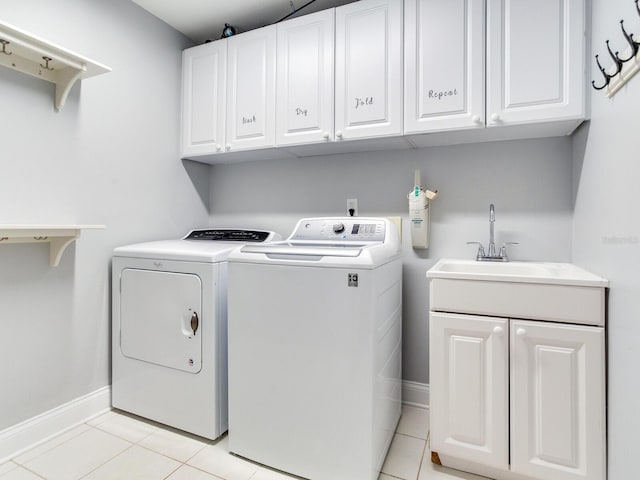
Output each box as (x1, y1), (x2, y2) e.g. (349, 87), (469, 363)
(336, 130), (343, 139)
(490, 113), (501, 122)
(516, 328), (527, 337)
(472, 115), (482, 124)
(215, 144), (222, 151)
(493, 326), (504, 335)
(323, 131), (330, 140)
(225, 144), (231, 151)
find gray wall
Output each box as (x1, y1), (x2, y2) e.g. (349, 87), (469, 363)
(572, 0), (640, 478)
(209, 137), (574, 383)
(0, 0), (209, 430)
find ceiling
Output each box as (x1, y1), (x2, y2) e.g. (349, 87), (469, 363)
(131, 0), (357, 45)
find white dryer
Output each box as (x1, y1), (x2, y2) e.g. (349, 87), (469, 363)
(227, 217), (402, 480)
(111, 228), (280, 440)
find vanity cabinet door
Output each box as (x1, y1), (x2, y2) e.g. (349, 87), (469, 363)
(181, 40), (227, 158)
(486, 0), (586, 127)
(430, 312), (509, 469)
(334, 0), (403, 140)
(404, 0), (485, 134)
(510, 320), (605, 480)
(226, 25), (277, 152)
(276, 9), (335, 146)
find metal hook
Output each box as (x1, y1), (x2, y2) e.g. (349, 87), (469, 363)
(617, 20), (640, 62)
(592, 54), (613, 90)
(606, 40), (624, 75)
(0, 39), (11, 56)
(40, 56), (54, 71)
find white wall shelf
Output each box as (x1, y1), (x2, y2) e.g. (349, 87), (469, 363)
(0, 225), (105, 266)
(0, 20), (111, 110)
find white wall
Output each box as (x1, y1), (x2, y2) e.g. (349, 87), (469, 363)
(572, 0), (640, 478)
(209, 137), (574, 383)
(0, 0), (209, 430)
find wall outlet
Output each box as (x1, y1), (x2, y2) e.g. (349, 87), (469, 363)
(347, 198), (358, 217)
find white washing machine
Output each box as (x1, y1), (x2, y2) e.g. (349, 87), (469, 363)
(111, 228), (280, 440)
(227, 217), (402, 480)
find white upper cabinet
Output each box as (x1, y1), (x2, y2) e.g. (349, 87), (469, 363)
(226, 24), (277, 152)
(404, 0), (485, 133)
(486, 0), (586, 127)
(276, 9), (335, 146)
(181, 40), (227, 157)
(335, 0), (404, 140)
(510, 320), (605, 480)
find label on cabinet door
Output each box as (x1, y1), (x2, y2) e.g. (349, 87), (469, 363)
(419, 0), (466, 117)
(344, 10), (388, 126)
(230, 32), (272, 142)
(285, 25), (321, 132)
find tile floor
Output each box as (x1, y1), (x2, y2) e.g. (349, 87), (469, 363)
(0, 406), (486, 480)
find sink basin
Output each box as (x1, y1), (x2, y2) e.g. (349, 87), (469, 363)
(427, 258), (609, 287)
(427, 259), (609, 326)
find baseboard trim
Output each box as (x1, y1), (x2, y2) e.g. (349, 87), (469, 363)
(402, 380), (429, 409)
(0, 386), (111, 463)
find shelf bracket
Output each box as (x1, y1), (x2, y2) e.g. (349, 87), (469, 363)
(55, 66), (86, 111)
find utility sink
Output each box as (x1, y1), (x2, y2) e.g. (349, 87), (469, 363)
(427, 259), (609, 326)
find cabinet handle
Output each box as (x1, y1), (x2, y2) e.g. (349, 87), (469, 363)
(336, 130), (343, 139)
(472, 115), (482, 124)
(490, 113), (501, 122)
(225, 144), (231, 151)
(516, 327), (527, 337)
(215, 144), (222, 151)
(323, 131), (330, 140)
(493, 326), (504, 335)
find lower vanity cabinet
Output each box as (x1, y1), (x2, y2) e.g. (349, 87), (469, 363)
(430, 312), (605, 480)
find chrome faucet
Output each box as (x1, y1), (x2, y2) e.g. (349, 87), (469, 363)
(487, 204), (496, 257)
(467, 204), (518, 262)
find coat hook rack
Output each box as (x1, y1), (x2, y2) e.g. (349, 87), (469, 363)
(0, 38), (11, 55)
(592, 0), (640, 97)
(617, 19), (640, 61)
(40, 56), (54, 71)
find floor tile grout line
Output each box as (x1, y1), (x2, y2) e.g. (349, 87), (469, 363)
(414, 433), (430, 480)
(76, 442), (137, 480)
(159, 461), (183, 480)
(14, 463), (48, 480)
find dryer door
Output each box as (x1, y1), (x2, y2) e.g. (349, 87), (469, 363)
(120, 268), (202, 373)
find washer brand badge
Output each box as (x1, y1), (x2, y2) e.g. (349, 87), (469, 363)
(348, 273), (358, 287)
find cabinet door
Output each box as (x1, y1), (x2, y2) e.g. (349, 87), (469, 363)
(226, 25), (276, 152)
(486, 0), (585, 126)
(430, 312), (509, 469)
(404, 0), (485, 133)
(510, 320), (605, 480)
(276, 9), (335, 146)
(335, 0), (403, 140)
(181, 40), (227, 157)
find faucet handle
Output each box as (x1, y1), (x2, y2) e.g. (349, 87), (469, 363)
(467, 242), (486, 260)
(498, 242), (519, 260)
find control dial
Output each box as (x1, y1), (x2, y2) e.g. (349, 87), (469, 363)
(333, 223), (345, 234)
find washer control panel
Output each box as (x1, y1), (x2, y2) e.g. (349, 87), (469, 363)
(184, 229), (274, 242)
(290, 218), (386, 242)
